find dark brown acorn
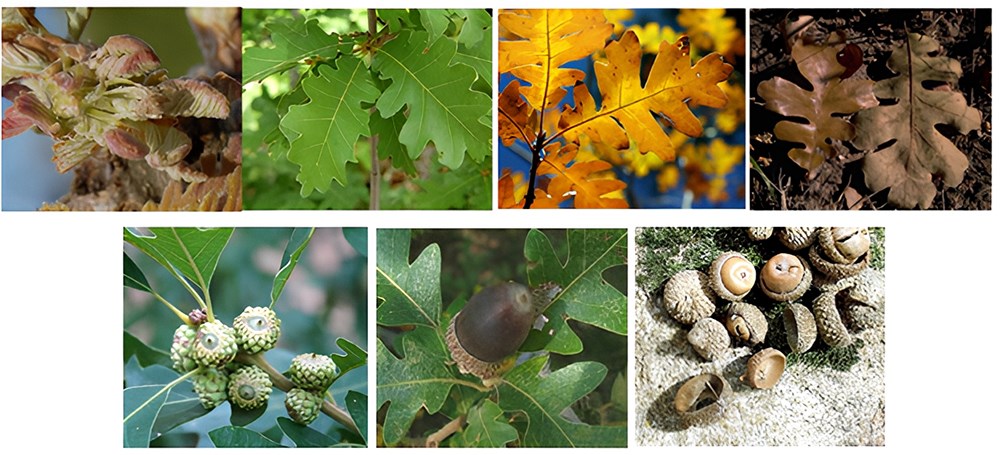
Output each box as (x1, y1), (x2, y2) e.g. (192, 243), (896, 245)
(446, 282), (558, 382)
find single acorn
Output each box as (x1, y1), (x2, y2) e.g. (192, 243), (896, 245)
(446, 282), (559, 382)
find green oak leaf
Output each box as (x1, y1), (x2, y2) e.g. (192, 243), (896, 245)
(413, 160), (491, 209)
(209, 426), (284, 447)
(378, 9), (418, 33)
(271, 227), (314, 306)
(451, 9), (491, 48)
(457, 400), (518, 447)
(497, 355), (625, 447)
(277, 417), (338, 447)
(376, 329), (455, 446)
(525, 229), (627, 355)
(330, 337), (367, 379)
(124, 330), (170, 368)
(345, 391), (368, 445)
(123, 228), (233, 296)
(280, 57), (380, 195)
(370, 76), (417, 175)
(373, 30), (491, 169)
(243, 16), (350, 83)
(453, 39), (491, 92)
(376, 229), (442, 328)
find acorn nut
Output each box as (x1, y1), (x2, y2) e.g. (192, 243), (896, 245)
(709, 252), (756, 301)
(446, 282), (555, 382)
(759, 253), (812, 302)
(660, 270), (717, 325)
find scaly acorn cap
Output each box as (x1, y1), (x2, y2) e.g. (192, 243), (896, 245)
(190, 320), (238, 368)
(288, 353), (338, 391)
(233, 306), (281, 354)
(285, 388), (323, 425)
(170, 324), (198, 373)
(193, 367), (229, 410)
(228, 365), (272, 410)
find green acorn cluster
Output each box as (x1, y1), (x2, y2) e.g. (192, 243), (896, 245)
(284, 353), (339, 424)
(167, 306), (339, 425)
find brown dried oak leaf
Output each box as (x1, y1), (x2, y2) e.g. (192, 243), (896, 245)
(852, 33), (982, 209)
(559, 31), (732, 161)
(757, 32), (877, 176)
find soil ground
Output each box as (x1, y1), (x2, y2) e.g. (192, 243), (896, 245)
(749, 9), (991, 210)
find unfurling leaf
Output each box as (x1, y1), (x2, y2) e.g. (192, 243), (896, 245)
(373, 30), (491, 169)
(757, 31), (877, 176)
(560, 31), (733, 161)
(88, 35), (161, 79)
(157, 78), (230, 119)
(280, 58), (379, 195)
(852, 33), (982, 209)
(499, 9), (612, 111)
(536, 144), (628, 209)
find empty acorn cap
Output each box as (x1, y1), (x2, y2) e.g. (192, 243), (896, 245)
(741, 348), (786, 389)
(783, 303), (817, 354)
(809, 243), (869, 279)
(674, 373), (732, 427)
(747, 227), (773, 241)
(778, 227), (818, 250)
(709, 251), (756, 301)
(687, 318), (730, 361)
(759, 253), (812, 302)
(724, 302), (768, 345)
(661, 270), (718, 325)
(813, 291), (853, 348)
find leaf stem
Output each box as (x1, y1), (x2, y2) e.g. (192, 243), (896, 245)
(367, 8), (381, 211)
(124, 368), (199, 423)
(450, 378), (492, 393)
(152, 292), (192, 325)
(237, 352), (360, 436)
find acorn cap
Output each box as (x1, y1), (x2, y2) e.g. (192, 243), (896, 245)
(234, 306), (281, 354)
(193, 367), (229, 410)
(228, 365), (272, 410)
(741, 348), (786, 389)
(661, 270), (717, 325)
(724, 302), (768, 345)
(446, 316), (511, 381)
(687, 318), (730, 361)
(674, 373), (732, 428)
(285, 388), (323, 425)
(289, 353), (338, 391)
(190, 320), (238, 368)
(170, 324), (198, 373)
(809, 243), (869, 279)
(813, 291), (853, 348)
(783, 303), (817, 354)
(818, 227), (871, 264)
(747, 227), (773, 241)
(778, 227), (818, 250)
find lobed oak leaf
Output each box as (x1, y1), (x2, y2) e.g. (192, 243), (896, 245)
(242, 17), (350, 83)
(499, 9), (612, 111)
(757, 31), (877, 177)
(497, 79), (536, 147)
(852, 33), (982, 209)
(537, 143), (628, 209)
(560, 31), (732, 161)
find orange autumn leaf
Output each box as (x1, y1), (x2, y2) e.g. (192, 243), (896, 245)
(499, 9), (612, 111)
(498, 80), (536, 147)
(537, 143), (628, 208)
(557, 31), (733, 161)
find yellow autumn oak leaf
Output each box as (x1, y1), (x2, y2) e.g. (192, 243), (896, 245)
(677, 9), (743, 58)
(558, 31), (733, 162)
(715, 81), (745, 135)
(537, 143), (628, 209)
(626, 23), (681, 55)
(603, 9), (635, 35)
(498, 169), (562, 208)
(499, 9), (612, 111)
(498, 80), (537, 147)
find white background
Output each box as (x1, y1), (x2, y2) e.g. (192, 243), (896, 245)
(0, 0), (996, 451)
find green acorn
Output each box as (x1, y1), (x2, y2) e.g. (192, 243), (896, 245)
(193, 368), (229, 410)
(288, 353), (338, 391)
(170, 324), (198, 373)
(233, 306), (281, 354)
(190, 321), (238, 368)
(285, 388), (323, 425)
(227, 365), (272, 410)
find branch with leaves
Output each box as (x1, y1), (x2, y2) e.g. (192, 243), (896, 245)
(498, 9), (745, 209)
(376, 229), (628, 447)
(123, 227), (369, 448)
(241, 9), (491, 210)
